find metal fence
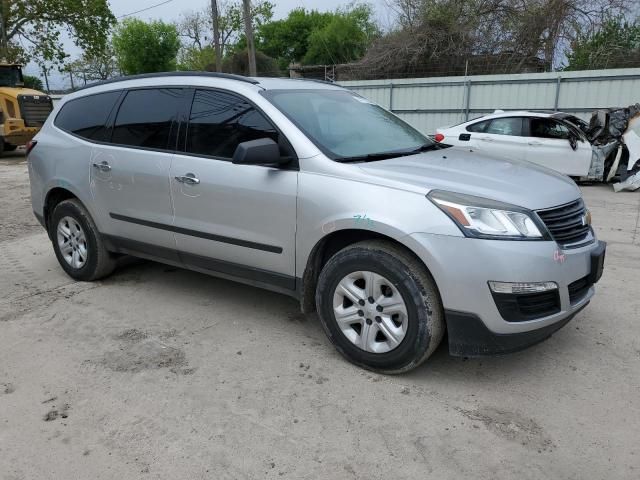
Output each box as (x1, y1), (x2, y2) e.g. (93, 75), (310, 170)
(339, 68), (640, 134)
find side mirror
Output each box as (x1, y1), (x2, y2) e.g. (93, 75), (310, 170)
(232, 138), (289, 166)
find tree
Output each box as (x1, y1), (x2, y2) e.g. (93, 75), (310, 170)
(257, 8), (334, 69)
(223, 49), (279, 76)
(0, 0), (115, 68)
(303, 5), (379, 65)
(565, 18), (640, 70)
(113, 19), (181, 75)
(176, 1), (273, 67)
(178, 45), (216, 71)
(23, 75), (44, 90)
(359, 0), (631, 78)
(69, 46), (119, 83)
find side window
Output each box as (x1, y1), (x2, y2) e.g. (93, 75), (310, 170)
(111, 88), (184, 150)
(466, 120), (489, 132)
(486, 117), (523, 136)
(186, 89), (279, 159)
(54, 91), (121, 141)
(530, 118), (570, 140)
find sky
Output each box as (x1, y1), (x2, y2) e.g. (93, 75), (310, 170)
(24, 0), (394, 89)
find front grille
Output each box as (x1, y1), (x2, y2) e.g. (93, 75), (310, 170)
(492, 290), (561, 322)
(17, 95), (53, 127)
(568, 276), (591, 304)
(536, 199), (590, 247)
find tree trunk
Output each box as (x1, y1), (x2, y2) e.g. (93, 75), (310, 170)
(210, 0), (222, 72)
(242, 0), (257, 76)
(0, 1), (9, 60)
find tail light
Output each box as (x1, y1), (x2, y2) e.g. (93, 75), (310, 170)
(434, 133), (445, 142)
(26, 140), (37, 156)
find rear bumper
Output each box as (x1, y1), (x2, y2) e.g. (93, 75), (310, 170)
(445, 304), (586, 356)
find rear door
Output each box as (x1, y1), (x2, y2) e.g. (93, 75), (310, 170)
(169, 88), (298, 288)
(472, 117), (528, 160)
(524, 117), (591, 176)
(90, 88), (186, 254)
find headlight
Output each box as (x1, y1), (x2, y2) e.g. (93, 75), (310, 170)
(428, 190), (548, 240)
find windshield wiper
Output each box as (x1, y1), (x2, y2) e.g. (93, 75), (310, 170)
(337, 151), (405, 163)
(337, 143), (445, 163)
(408, 142), (445, 153)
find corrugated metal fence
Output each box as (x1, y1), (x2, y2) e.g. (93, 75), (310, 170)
(339, 68), (640, 134)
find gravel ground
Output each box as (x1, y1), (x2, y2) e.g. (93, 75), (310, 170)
(1, 153), (639, 479)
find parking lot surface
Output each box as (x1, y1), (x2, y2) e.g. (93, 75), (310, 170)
(1, 151), (639, 479)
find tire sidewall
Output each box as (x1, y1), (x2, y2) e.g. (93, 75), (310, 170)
(50, 201), (101, 281)
(316, 247), (434, 372)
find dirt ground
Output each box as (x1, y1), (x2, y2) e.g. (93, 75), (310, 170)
(1, 151), (639, 479)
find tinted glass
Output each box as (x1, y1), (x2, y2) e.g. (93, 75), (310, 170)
(186, 89), (279, 158)
(264, 89), (430, 160)
(55, 91), (121, 140)
(112, 88), (183, 150)
(530, 118), (570, 140)
(486, 117), (523, 136)
(466, 120), (489, 132)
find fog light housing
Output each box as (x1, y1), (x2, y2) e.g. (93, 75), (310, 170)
(488, 281), (558, 294)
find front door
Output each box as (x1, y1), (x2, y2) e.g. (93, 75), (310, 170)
(525, 117), (592, 176)
(90, 88), (186, 252)
(170, 89), (298, 289)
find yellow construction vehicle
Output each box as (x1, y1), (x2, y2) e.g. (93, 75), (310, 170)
(0, 63), (53, 155)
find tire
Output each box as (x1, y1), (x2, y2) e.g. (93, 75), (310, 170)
(49, 199), (116, 281)
(4, 142), (17, 152)
(316, 240), (445, 374)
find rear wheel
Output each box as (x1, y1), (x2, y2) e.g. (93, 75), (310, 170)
(50, 199), (116, 281)
(3, 142), (17, 152)
(316, 240), (444, 374)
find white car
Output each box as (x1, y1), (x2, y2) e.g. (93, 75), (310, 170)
(435, 111), (592, 177)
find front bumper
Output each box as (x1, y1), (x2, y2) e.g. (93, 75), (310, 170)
(444, 304), (588, 356)
(404, 232), (605, 355)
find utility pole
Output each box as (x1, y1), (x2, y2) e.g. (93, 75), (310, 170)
(0, 2), (9, 60)
(210, 0), (222, 72)
(242, 0), (257, 76)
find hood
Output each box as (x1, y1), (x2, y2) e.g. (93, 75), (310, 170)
(357, 147), (581, 210)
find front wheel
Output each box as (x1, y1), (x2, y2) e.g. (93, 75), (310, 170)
(316, 240), (444, 374)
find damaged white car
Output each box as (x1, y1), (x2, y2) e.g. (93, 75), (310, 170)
(435, 106), (640, 190)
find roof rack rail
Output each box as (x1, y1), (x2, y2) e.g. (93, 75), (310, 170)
(76, 71), (260, 91)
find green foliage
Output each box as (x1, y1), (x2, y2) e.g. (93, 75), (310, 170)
(23, 75), (44, 91)
(0, 0), (115, 68)
(113, 19), (181, 75)
(565, 18), (640, 70)
(256, 5), (378, 69)
(222, 49), (281, 76)
(178, 45), (217, 71)
(257, 8), (334, 69)
(303, 5), (379, 65)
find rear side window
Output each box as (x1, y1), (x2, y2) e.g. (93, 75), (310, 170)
(186, 89), (279, 159)
(486, 117), (523, 136)
(112, 88), (184, 150)
(466, 120), (489, 132)
(54, 91), (120, 141)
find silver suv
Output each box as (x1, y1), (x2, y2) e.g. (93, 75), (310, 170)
(28, 73), (606, 373)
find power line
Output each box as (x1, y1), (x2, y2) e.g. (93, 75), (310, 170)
(117, 0), (175, 19)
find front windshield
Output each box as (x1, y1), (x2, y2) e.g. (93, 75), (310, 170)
(263, 89), (432, 161)
(0, 66), (24, 87)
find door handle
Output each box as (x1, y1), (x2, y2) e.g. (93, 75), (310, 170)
(478, 136), (494, 142)
(175, 173), (200, 185)
(92, 161), (111, 172)
(528, 141), (542, 146)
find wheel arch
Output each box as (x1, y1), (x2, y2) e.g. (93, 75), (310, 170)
(43, 187), (79, 237)
(299, 228), (437, 314)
